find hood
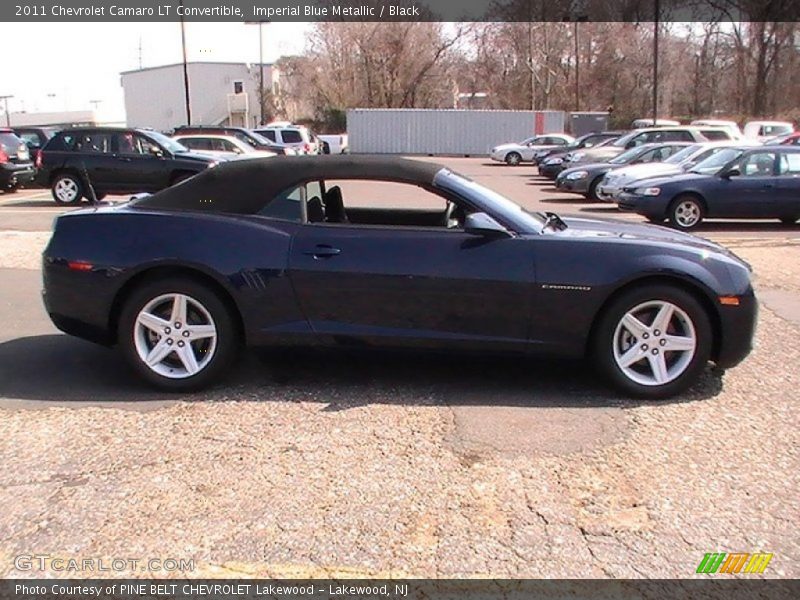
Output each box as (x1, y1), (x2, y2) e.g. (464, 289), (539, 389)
(559, 162), (614, 176)
(572, 146), (624, 163)
(493, 143), (524, 152)
(172, 151), (219, 164)
(622, 171), (713, 189)
(604, 163), (680, 181)
(555, 215), (744, 263)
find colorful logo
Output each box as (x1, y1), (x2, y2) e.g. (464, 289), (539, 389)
(696, 552), (773, 574)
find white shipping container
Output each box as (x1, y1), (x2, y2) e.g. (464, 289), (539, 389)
(347, 109), (565, 155)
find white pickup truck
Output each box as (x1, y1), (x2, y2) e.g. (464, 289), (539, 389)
(318, 134), (349, 154)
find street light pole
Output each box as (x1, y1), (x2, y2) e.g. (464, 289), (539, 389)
(0, 95), (13, 127)
(246, 20), (270, 126)
(574, 21), (580, 112)
(652, 0), (660, 126)
(178, 0), (191, 125)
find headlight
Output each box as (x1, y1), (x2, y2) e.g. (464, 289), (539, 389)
(566, 170), (589, 180)
(636, 187), (661, 196)
(545, 157), (563, 165)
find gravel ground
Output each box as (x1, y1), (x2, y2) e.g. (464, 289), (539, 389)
(0, 231), (49, 270)
(0, 237), (798, 579)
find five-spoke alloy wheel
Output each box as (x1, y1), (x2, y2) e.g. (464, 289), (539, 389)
(668, 195), (704, 231)
(119, 278), (238, 391)
(51, 173), (84, 205)
(594, 284), (712, 398)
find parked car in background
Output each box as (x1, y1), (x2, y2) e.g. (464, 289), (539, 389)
(173, 126), (291, 155)
(255, 123), (320, 155)
(318, 134), (349, 154)
(489, 134), (575, 165)
(596, 141), (759, 202)
(537, 136), (622, 179)
(172, 134), (276, 160)
(13, 126), (60, 165)
(690, 119), (743, 139)
(556, 142), (691, 200)
(37, 127), (217, 204)
(764, 132), (800, 146)
(42, 155), (756, 398)
(565, 127), (727, 165)
(0, 129), (35, 192)
(631, 118), (681, 128)
(743, 120), (794, 142)
(532, 131), (621, 165)
(617, 146), (800, 229)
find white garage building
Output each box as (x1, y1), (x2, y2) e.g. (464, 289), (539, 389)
(120, 61), (279, 132)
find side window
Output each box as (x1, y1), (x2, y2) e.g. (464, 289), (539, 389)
(76, 133), (112, 153)
(701, 130), (728, 141)
(54, 133), (77, 151)
(261, 130), (277, 142)
(636, 149), (659, 163)
(257, 184), (305, 222)
(778, 153), (800, 175)
(740, 152), (776, 176)
(628, 133), (649, 147)
(220, 139), (240, 153)
(18, 132), (41, 148)
(282, 130), (303, 144)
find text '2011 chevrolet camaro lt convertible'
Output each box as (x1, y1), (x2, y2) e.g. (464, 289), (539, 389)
(42, 156), (756, 398)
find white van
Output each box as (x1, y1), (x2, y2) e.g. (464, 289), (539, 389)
(743, 120), (794, 142)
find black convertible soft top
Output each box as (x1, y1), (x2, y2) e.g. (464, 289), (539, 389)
(133, 155), (445, 215)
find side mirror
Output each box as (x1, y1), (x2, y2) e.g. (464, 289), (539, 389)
(464, 212), (511, 237)
(721, 167), (740, 179)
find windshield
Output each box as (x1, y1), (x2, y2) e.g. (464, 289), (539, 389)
(690, 147), (744, 174)
(611, 131), (638, 147)
(145, 130), (188, 153)
(609, 146), (646, 164)
(665, 144), (702, 164)
(436, 169), (545, 233)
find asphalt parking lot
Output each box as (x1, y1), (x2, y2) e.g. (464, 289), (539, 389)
(0, 158), (798, 578)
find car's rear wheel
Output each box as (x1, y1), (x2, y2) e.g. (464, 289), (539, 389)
(52, 173), (84, 205)
(668, 195), (704, 231)
(505, 152), (522, 166)
(4, 183), (19, 193)
(593, 284), (712, 399)
(118, 278), (238, 391)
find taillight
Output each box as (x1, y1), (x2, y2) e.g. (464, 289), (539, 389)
(0, 149), (7, 164)
(34, 149), (42, 168)
(304, 143), (311, 153)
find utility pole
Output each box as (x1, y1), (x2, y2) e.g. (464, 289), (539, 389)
(138, 36), (143, 70)
(574, 21), (580, 112)
(652, 0), (660, 126)
(528, 21), (535, 112)
(0, 95), (12, 127)
(246, 20), (270, 126)
(178, 0), (191, 125)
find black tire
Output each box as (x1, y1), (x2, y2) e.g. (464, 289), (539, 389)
(505, 152), (522, 166)
(592, 284), (713, 399)
(4, 184), (19, 193)
(668, 195), (704, 231)
(118, 277), (239, 392)
(586, 176), (603, 201)
(779, 216), (798, 225)
(51, 172), (84, 205)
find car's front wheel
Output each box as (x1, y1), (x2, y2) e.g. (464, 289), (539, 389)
(51, 173), (84, 204)
(505, 152), (522, 166)
(593, 284), (712, 399)
(118, 277), (239, 391)
(668, 195), (704, 230)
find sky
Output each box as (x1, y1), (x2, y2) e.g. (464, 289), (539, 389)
(1, 22), (310, 123)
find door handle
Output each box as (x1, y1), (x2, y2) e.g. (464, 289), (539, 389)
(304, 245), (341, 258)
(117, 157), (132, 162)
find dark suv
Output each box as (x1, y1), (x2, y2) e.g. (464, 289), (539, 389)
(173, 126), (288, 155)
(0, 129), (35, 192)
(37, 127), (217, 204)
(14, 126), (60, 165)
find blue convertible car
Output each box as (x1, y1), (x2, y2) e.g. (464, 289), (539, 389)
(42, 156), (756, 398)
(617, 146), (800, 230)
